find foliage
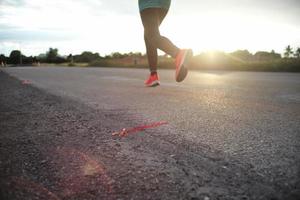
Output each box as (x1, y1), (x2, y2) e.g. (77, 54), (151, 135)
(230, 50), (253, 61)
(45, 48), (65, 63)
(284, 45), (293, 58)
(1, 46), (300, 71)
(294, 48), (300, 58)
(0, 54), (7, 65)
(189, 49), (299, 72)
(254, 51), (281, 61)
(9, 50), (22, 65)
(73, 51), (101, 63)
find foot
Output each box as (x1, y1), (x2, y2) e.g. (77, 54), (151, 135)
(175, 49), (193, 82)
(144, 73), (160, 87)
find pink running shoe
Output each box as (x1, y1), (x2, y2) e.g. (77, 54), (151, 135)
(144, 73), (160, 87)
(175, 49), (193, 82)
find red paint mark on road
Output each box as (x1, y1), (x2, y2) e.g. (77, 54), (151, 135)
(21, 80), (31, 85)
(112, 121), (168, 137)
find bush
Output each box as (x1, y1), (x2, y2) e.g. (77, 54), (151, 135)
(89, 59), (111, 67)
(68, 62), (76, 67)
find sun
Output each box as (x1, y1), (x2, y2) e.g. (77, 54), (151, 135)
(162, 11), (288, 54)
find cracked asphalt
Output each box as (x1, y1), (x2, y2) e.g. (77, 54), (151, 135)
(0, 67), (299, 200)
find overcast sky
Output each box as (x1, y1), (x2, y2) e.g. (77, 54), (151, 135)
(0, 0), (300, 56)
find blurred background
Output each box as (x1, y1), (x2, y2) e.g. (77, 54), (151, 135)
(0, 0), (299, 71)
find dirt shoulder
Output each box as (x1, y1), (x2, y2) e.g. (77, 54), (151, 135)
(0, 71), (298, 200)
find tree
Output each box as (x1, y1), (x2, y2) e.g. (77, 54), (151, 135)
(9, 50), (22, 65)
(230, 50), (253, 61)
(46, 48), (59, 63)
(0, 54), (7, 65)
(254, 51), (281, 61)
(74, 51), (101, 63)
(270, 50), (281, 59)
(294, 47), (300, 58)
(111, 52), (124, 59)
(284, 45), (293, 58)
(45, 48), (66, 63)
(22, 56), (35, 64)
(37, 53), (46, 63)
(67, 54), (73, 63)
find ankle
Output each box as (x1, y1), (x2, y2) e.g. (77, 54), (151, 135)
(151, 71), (157, 76)
(174, 49), (181, 59)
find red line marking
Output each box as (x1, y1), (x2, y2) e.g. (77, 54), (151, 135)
(112, 121), (168, 137)
(21, 80), (31, 85)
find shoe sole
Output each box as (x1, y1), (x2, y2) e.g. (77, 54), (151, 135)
(146, 80), (160, 87)
(176, 49), (193, 82)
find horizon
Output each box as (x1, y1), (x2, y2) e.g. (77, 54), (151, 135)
(1, 0), (300, 56)
(0, 48), (287, 58)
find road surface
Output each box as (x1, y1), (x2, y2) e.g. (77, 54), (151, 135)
(1, 67), (299, 200)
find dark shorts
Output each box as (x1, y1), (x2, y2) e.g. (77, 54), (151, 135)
(138, 0), (171, 12)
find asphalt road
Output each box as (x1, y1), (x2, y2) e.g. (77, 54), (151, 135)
(1, 67), (300, 200)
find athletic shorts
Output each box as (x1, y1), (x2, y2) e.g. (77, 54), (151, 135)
(138, 0), (171, 12)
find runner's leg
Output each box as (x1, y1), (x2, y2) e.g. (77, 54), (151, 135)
(140, 8), (180, 72)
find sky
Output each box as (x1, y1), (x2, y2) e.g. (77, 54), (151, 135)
(0, 0), (300, 56)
